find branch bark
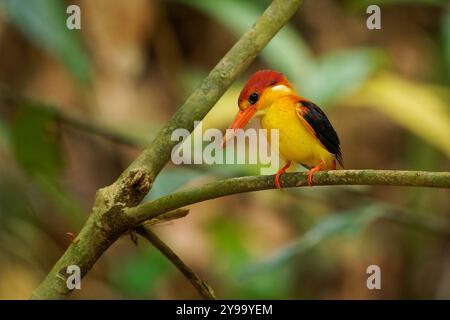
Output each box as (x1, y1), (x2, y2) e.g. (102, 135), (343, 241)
(30, 0), (304, 299)
(125, 170), (450, 226)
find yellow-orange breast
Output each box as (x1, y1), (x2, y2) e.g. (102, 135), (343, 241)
(260, 96), (336, 169)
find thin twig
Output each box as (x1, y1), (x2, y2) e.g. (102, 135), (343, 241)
(0, 84), (146, 148)
(57, 113), (147, 148)
(142, 209), (214, 299)
(2, 85), (219, 299)
(135, 225), (216, 300)
(141, 209), (216, 299)
(145, 208), (190, 226)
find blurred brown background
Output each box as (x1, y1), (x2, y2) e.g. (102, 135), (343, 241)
(0, 0), (449, 299)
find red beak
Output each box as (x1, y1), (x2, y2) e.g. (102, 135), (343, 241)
(222, 105), (257, 147)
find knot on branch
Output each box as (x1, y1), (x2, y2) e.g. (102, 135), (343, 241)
(91, 169), (153, 238)
(119, 169), (152, 207)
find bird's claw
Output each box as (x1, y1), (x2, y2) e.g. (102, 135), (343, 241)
(275, 174), (283, 191)
(307, 161), (324, 187)
(274, 161), (291, 191)
(307, 171), (314, 187)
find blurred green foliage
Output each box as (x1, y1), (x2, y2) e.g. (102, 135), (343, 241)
(6, 102), (84, 227)
(11, 104), (62, 177)
(163, 0), (449, 299)
(0, 0), (448, 299)
(1, 0), (91, 84)
(178, 0), (385, 105)
(108, 246), (173, 298)
(348, 72), (450, 156)
(345, 0), (449, 9)
(240, 205), (385, 279)
(208, 215), (293, 298)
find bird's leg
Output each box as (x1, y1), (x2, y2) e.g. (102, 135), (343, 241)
(307, 160), (324, 187)
(275, 161), (292, 190)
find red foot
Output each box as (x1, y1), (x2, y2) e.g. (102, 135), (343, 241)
(307, 161), (324, 187)
(275, 161), (291, 190)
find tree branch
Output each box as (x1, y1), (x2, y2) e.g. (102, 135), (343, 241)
(126, 170), (450, 225)
(56, 112), (147, 148)
(2, 85), (215, 298)
(144, 208), (190, 226)
(30, 0), (304, 299)
(136, 208), (217, 299)
(135, 225), (216, 300)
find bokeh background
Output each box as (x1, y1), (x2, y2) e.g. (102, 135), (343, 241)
(0, 0), (449, 299)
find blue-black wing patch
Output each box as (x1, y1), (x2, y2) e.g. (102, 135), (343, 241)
(298, 100), (343, 166)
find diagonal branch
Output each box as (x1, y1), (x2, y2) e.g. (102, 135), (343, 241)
(126, 170), (450, 225)
(135, 225), (216, 300)
(3, 85), (216, 299)
(30, 0), (304, 299)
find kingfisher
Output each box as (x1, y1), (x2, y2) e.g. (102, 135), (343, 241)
(225, 70), (343, 189)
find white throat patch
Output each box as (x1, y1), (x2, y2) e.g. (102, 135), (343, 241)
(270, 84), (291, 93)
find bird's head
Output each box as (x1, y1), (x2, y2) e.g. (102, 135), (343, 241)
(229, 70), (294, 131)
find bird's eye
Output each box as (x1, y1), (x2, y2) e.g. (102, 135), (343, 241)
(248, 92), (259, 105)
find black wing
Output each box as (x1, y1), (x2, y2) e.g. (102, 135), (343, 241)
(298, 100), (343, 166)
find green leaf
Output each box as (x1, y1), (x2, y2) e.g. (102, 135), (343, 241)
(0, 176), (34, 223)
(10, 104), (62, 177)
(9, 103), (84, 226)
(1, 0), (91, 83)
(239, 205), (385, 279)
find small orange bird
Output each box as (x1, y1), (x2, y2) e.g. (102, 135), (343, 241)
(226, 70), (343, 189)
